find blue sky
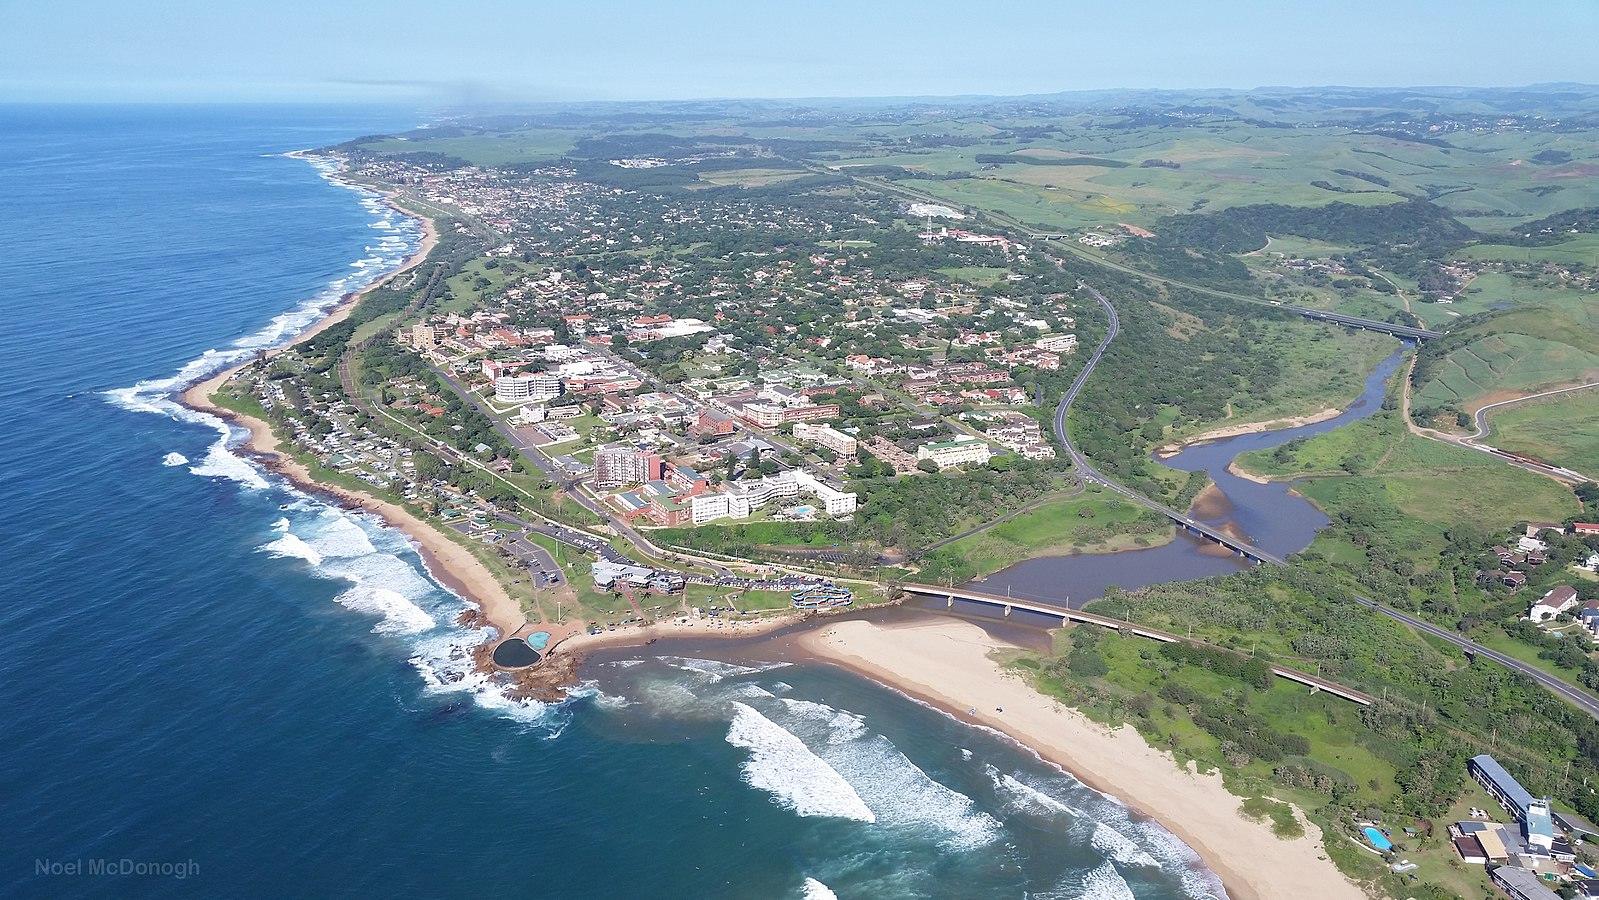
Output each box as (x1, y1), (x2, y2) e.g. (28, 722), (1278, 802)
(3, 0), (1596, 103)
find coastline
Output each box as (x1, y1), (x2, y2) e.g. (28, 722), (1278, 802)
(1158, 406), (1342, 456)
(800, 617), (1365, 900)
(174, 178), (530, 643)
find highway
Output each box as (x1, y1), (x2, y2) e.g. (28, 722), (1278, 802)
(1052, 279), (1599, 720)
(846, 172), (1441, 341)
(1051, 281), (1285, 565)
(1353, 597), (1599, 720)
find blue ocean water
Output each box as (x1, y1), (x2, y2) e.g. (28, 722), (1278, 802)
(0, 105), (1218, 899)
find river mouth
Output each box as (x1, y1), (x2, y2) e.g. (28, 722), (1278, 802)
(972, 348), (1407, 608)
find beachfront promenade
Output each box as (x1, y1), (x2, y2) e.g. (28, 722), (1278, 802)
(903, 582), (1375, 706)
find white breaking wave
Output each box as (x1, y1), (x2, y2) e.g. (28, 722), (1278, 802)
(1091, 822), (1160, 868)
(1079, 862), (1138, 900)
(775, 697), (1001, 849)
(260, 532), (324, 567)
(800, 878), (838, 900)
(659, 656), (788, 680)
(988, 767), (1082, 819)
(302, 514), (380, 559)
(162, 452), (189, 466)
(725, 702), (876, 823)
(335, 584), (435, 634)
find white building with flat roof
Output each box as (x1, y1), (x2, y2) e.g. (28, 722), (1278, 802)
(792, 422), (857, 456)
(689, 469), (856, 525)
(917, 436), (992, 470)
(495, 372), (562, 404)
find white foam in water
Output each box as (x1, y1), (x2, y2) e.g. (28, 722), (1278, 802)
(659, 656), (788, 680)
(162, 452), (189, 466)
(800, 878), (838, 900)
(1080, 862), (1139, 900)
(260, 532), (324, 567)
(1091, 822), (1160, 868)
(334, 584), (435, 634)
(774, 697), (1000, 849)
(270, 517), (290, 531)
(725, 702), (876, 823)
(987, 767), (1082, 819)
(303, 514), (380, 559)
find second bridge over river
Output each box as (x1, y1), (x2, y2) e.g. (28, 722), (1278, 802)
(903, 582), (1375, 706)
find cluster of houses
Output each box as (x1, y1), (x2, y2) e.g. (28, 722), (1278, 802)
(1453, 754), (1599, 898)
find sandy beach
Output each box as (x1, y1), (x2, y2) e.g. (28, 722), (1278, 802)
(175, 188), (528, 642)
(1158, 407), (1341, 456)
(802, 617), (1365, 900)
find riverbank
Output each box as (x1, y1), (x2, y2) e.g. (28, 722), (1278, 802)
(801, 618), (1365, 900)
(175, 186), (532, 645)
(1158, 407), (1342, 456)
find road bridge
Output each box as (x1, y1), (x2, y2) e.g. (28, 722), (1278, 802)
(1281, 305), (1440, 340)
(903, 583), (1374, 705)
(1053, 282), (1286, 565)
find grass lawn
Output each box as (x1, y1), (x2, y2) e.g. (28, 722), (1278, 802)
(683, 584), (796, 614)
(1412, 331), (1599, 410)
(919, 486), (1172, 581)
(1483, 386), (1599, 475)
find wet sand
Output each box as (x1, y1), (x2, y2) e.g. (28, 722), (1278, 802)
(798, 617), (1365, 900)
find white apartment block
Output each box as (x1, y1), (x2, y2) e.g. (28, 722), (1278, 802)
(792, 422), (858, 456)
(917, 436), (993, 469)
(690, 469), (857, 525)
(1034, 333), (1079, 354)
(494, 372), (562, 404)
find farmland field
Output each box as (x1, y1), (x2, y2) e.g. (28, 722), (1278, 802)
(1483, 387), (1599, 476)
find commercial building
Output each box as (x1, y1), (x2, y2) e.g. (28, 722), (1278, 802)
(738, 401), (840, 429)
(411, 323), (438, 349)
(916, 435), (993, 470)
(792, 422), (857, 456)
(494, 372), (562, 404)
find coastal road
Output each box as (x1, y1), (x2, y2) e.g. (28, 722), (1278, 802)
(1465, 381), (1599, 441)
(1353, 597), (1599, 720)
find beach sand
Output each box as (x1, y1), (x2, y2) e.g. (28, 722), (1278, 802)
(561, 610), (803, 653)
(176, 194), (527, 641)
(801, 618), (1365, 900)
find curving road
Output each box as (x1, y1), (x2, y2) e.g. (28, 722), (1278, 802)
(1055, 280), (1599, 720)
(1353, 597), (1599, 719)
(1466, 381), (1599, 441)
(1051, 281), (1285, 565)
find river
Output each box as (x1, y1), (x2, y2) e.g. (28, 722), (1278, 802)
(958, 347), (1408, 609)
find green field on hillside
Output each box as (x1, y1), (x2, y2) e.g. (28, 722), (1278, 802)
(1485, 388), (1599, 475)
